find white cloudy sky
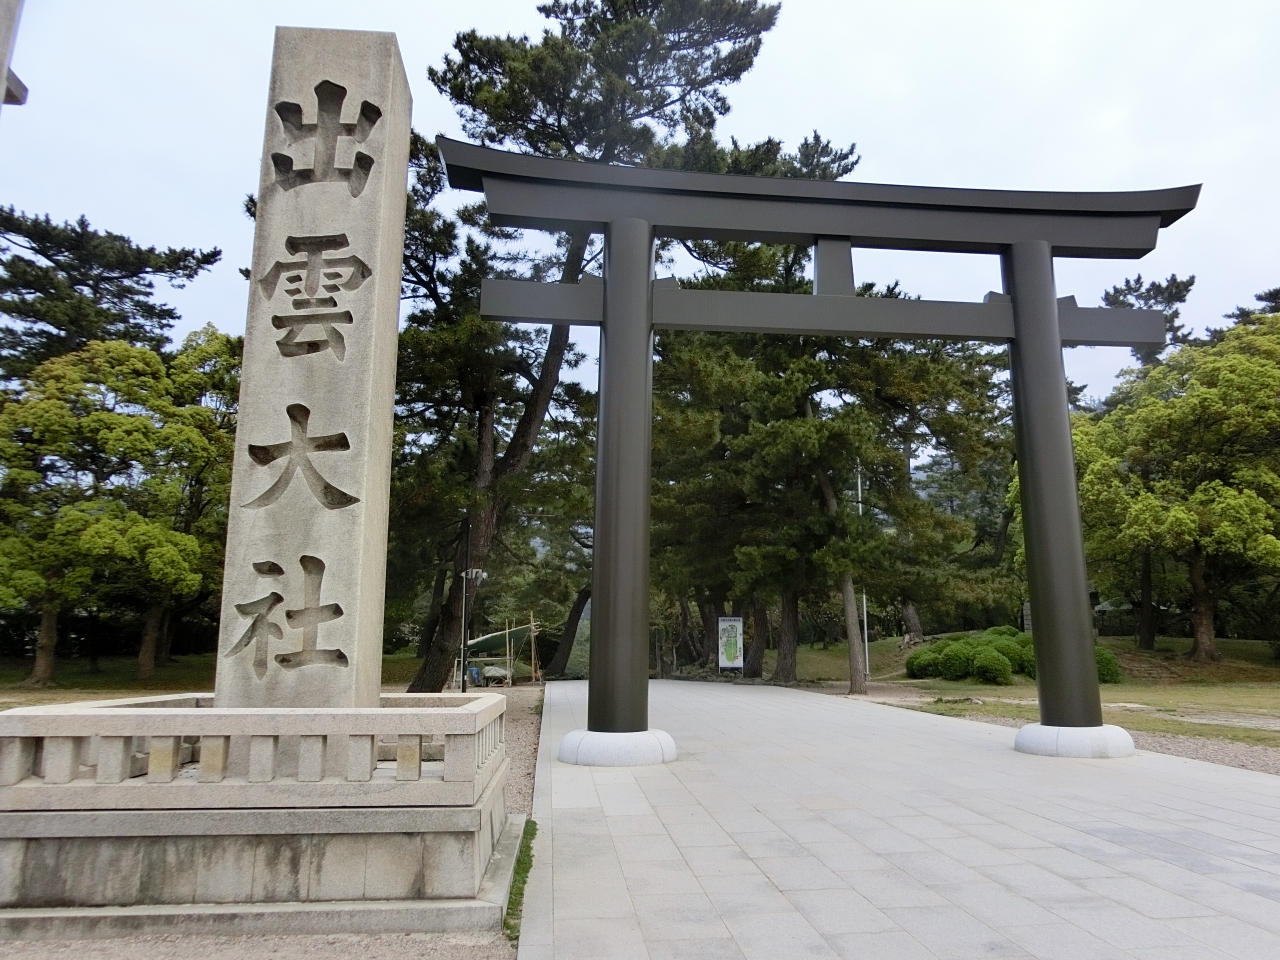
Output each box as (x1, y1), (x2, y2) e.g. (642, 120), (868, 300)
(2, 0), (1276, 400)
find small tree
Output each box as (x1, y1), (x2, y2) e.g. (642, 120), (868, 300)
(1076, 316), (1280, 661)
(0, 333), (236, 683)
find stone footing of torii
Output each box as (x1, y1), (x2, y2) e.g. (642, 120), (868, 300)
(438, 124), (1199, 768)
(0, 28), (521, 938)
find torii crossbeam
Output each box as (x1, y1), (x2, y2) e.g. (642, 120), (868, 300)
(438, 136), (1200, 764)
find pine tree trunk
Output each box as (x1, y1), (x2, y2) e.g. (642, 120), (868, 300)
(23, 597), (59, 687)
(901, 600), (924, 645)
(138, 602), (166, 680)
(841, 575), (866, 695)
(1186, 547), (1220, 662)
(745, 598), (768, 679)
(809, 449), (866, 694)
(678, 596), (703, 663)
(546, 585), (590, 677)
(773, 590), (799, 683)
(415, 564), (450, 659)
(409, 233), (586, 693)
(699, 595), (725, 668)
(1137, 549), (1156, 650)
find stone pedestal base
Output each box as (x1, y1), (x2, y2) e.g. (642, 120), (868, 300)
(0, 816), (525, 940)
(0, 764), (515, 938)
(558, 729), (677, 766)
(1014, 723), (1135, 758)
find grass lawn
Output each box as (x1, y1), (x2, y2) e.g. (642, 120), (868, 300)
(5, 633), (1279, 749)
(749, 633), (1280, 747)
(0, 648), (539, 707)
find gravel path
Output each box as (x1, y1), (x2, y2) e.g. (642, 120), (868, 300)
(500, 685), (543, 817)
(5, 686), (546, 960)
(965, 713), (1280, 776)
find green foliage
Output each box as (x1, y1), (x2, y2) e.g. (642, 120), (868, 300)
(0, 207), (220, 380)
(1075, 315), (1280, 660)
(971, 646), (1013, 685)
(504, 819), (539, 941)
(990, 637), (1024, 665)
(938, 643), (975, 681)
(905, 629), (1035, 683)
(395, 2), (784, 690)
(1095, 644), (1123, 683)
(0, 328), (237, 677)
(1102, 272), (1195, 366)
(430, 1), (780, 164)
(904, 647), (941, 679)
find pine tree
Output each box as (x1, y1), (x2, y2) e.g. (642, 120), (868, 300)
(0, 207), (219, 380)
(400, 1), (781, 691)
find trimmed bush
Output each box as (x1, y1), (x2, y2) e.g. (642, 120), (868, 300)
(1095, 645), (1123, 683)
(1021, 649), (1036, 680)
(985, 625), (1021, 638)
(905, 647), (942, 679)
(1015, 632), (1033, 647)
(938, 643), (976, 681)
(972, 647), (1013, 685)
(991, 638), (1025, 669)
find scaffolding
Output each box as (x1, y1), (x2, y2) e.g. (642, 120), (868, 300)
(451, 612), (541, 690)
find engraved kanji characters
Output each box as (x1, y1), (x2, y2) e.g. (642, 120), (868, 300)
(271, 80), (382, 198)
(225, 561), (285, 679)
(276, 555), (347, 669)
(243, 403), (360, 509)
(259, 233), (371, 361)
(224, 556), (348, 673)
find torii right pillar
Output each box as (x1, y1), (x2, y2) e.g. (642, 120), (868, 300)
(1004, 240), (1134, 758)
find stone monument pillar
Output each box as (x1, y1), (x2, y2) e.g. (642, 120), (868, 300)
(214, 27), (411, 708)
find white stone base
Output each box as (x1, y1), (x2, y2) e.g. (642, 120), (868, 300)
(0, 815), (525, 939)
(557, 729), (677, 766)
(1014, 723), (1136, 759)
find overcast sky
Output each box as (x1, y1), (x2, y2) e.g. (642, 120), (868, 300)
(2, 0), (1276, 401)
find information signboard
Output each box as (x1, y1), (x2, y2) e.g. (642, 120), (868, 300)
(718, 617), (744, 670)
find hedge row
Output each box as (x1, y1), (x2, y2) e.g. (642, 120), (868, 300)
(904, 626), (1122, 685)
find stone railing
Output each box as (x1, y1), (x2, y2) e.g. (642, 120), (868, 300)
(0, 692), (505, 810)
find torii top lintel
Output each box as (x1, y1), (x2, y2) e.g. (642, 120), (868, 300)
(437, 137), (1199, 259)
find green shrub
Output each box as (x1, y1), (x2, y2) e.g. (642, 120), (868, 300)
(991, 638), (1024, 667)
(1021, 649), (1036, 680)
(1015, 632), (1033, 647)
(938, 643), (976, 681)
(972, 647), (1013, 685)
(1095, 645), (1123, 683)
(985, 625), (1021, 638)
(905, 648), (942, 679)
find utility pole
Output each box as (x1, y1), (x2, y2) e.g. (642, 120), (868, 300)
(858, 462), (869, 680)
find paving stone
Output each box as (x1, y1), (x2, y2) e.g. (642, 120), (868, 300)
(522, 681), (1280, 960)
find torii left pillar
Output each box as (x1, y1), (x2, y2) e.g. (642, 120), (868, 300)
(557, 218), (677, 766)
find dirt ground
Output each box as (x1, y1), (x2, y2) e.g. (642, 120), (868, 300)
(2, 685), (546, 960)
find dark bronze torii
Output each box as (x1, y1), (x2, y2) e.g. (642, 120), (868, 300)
(438, 135), (1199, 759)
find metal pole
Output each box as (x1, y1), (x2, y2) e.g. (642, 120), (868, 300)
(857, 463), (868, 679)
(460, 524), (470, 693)
(1002, 240), (1103, 727)
(862, 592), (869, 679)
(588, 218), (655, 733)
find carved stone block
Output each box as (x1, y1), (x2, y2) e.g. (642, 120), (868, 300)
(215, 27), (411, 709)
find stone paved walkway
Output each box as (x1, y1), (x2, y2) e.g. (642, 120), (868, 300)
(518, 680), (1280, 960)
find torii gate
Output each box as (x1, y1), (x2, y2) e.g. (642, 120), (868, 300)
(438, 136), (1199, 765)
